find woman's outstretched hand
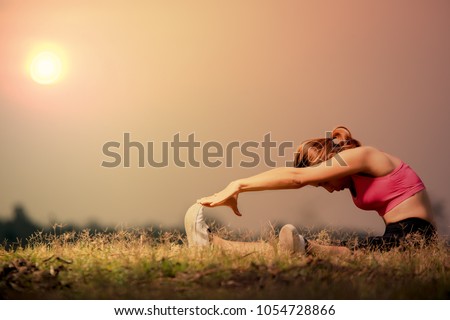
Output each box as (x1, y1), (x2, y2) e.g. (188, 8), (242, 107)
(197, 182), (242, 216)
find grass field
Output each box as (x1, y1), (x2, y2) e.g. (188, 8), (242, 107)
(0, 226), (449, 299)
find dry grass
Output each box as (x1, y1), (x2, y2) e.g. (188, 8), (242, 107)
(0, 226), (448, 299)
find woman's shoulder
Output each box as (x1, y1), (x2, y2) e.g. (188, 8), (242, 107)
(351, 145), (381, 154)
(343, 146), (402, 177)
(341, 145), (394, 159)
(337, 145), (380, 161)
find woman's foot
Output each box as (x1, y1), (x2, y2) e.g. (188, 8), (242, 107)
(184, 203), (210, 247)
(279, 224), (306, 254)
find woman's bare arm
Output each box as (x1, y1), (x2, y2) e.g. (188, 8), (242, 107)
(235, 147), (371, 191)
(198, 147), (372, 215)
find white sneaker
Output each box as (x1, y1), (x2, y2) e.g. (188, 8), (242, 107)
(184, 203), (210, 247)
(279, 224), (306, 254)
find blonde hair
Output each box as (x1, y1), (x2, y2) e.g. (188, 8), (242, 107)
(294, 126), (361, 168)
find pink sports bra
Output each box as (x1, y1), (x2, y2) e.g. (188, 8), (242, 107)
(351, 161), (425, 216)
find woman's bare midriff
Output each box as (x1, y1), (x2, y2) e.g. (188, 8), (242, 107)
(382, 190), (435, 225)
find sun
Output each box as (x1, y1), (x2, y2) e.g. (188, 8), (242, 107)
(30, 51), (62, 85)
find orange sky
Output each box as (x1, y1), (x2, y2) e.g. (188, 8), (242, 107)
(0, 0), (449, 236)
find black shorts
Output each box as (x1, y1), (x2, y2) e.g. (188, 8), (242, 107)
(346, 217), (436, 251)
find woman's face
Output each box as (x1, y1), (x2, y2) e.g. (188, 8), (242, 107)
(316, 177), (352, 193)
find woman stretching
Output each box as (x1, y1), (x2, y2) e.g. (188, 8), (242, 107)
(185, 126), (436, 255)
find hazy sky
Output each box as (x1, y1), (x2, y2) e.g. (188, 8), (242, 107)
(1, 0), (449, 236)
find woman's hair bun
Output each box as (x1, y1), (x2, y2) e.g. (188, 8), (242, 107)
(331, 126), (361, 148)
(332, 126), (352, 143)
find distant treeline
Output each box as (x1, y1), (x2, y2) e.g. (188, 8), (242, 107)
(0, 205), (178, 250)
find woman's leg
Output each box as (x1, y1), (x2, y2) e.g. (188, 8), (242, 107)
(185, 204), (349, 256)
(211, 235), (272, 254)
(306, 240), (351, 256)
(278, 224), (351, 257)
